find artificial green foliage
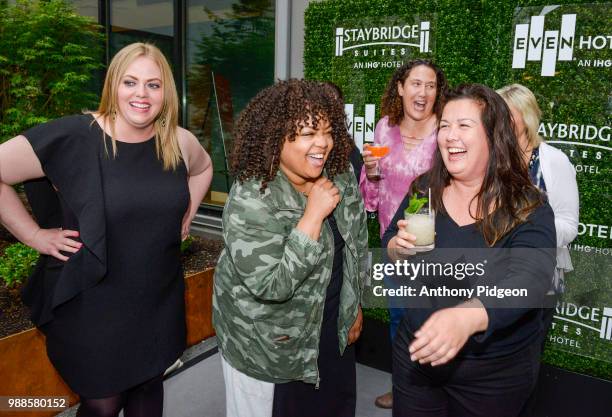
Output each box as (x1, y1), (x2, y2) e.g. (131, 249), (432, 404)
(304, 0), (482, 100)
(362, 307), (390, 323)
(367, 213), (381, 248)
(479, 1), (610, 252)
(478, 1), (611, 381)
(542, 343), (612, 381)
(305, 0), (611, 380)
(541, 250), (612, 379)
(0, 0), (104, 141)
(0, 243), (39, 287)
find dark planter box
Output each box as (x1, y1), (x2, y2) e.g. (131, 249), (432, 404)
(531, 364), (612, 417)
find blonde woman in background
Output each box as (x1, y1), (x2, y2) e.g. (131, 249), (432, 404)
(0, 43), (212, 417)
(497, 84), (579, 296)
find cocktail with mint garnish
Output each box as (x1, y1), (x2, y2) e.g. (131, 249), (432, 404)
(404, 193), (435, 251)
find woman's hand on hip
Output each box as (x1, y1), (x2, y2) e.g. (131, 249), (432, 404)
(348, 305), (363, 345)
(409, 301), (489, 366)
(28, 228), (82, 262)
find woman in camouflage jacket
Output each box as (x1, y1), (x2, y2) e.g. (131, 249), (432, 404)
(213, 80), (368, 417)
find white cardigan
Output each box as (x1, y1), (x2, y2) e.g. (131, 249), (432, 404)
(539, 141), (579, 272)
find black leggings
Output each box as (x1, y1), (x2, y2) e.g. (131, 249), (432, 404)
(76, 374), (164, 417)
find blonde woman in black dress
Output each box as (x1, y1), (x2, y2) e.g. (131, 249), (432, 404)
(0, 43), (212, 417)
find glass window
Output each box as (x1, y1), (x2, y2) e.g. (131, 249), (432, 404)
(109, 0), (174, 66)
(70, 0), (98, 20)
(186, 0), (275, 206)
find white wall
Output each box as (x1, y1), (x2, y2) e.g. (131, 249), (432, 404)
(275, 0), (321, 80)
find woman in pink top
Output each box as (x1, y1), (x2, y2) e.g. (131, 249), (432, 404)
(360, 59), (447, 410)
(361, 60), (447, 238)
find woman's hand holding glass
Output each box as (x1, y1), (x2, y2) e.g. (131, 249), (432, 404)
(387, 219), (417, 259)
(362, 145), (389, 181)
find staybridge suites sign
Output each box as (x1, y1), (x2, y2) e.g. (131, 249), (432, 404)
(332, 15), (434, 70)
(330, 14), (435, 151)
(335, 22), (431, 58)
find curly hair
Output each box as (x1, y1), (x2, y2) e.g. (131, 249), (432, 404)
(425, 83), (542, 246)
(380, 59), (447, 126)
(230, 79), (353, 190)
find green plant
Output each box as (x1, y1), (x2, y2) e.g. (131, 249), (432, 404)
(0, 243), (39, 287)
(181, 235), (194, 253)
(0, 0), (104, 141)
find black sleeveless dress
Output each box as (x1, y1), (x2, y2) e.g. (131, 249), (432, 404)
(22, 115), (189, 398)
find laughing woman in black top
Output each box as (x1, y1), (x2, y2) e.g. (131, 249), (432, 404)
(383, 84), (556, 417)
(0, 43), (212, 417)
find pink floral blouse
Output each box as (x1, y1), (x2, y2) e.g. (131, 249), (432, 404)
(359, 116), (438, 238)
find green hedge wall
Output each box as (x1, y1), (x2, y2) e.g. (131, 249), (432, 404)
(305, 0), (611, 380)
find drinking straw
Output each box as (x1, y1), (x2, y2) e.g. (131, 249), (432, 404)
(428, 187), (431, 215)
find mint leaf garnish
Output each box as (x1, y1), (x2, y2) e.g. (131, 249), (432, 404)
(404, 194), (429, 215)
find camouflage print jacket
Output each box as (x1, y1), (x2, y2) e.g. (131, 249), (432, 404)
(213, 169), (368, 385)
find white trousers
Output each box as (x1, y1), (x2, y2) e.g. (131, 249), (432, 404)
(221, 355), (274, 417)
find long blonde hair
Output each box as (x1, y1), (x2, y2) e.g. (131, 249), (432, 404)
(97, 42), (182, 170)
(496, 83), (543, 149)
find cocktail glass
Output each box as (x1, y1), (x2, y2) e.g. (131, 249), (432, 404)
(365, 143), (390, 179)
(404, 207), (435, 251)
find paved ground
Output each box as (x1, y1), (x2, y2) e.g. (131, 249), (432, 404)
(163, 350), (392, 417)
(59, 337), (393, 417)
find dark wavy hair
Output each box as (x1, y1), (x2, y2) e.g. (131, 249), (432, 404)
(317, 81), (358, 153)
(425, 83), (542, 246)
(380, 59), (447, 126)
(230, 79), (353, 190)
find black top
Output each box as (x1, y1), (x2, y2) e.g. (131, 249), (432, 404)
(382, 191), (556, 358)
(349, 147), (363, 182)
(21, 114), (189, 397)
(272, 215), (356, 417)
(323, 215), (345, 324)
